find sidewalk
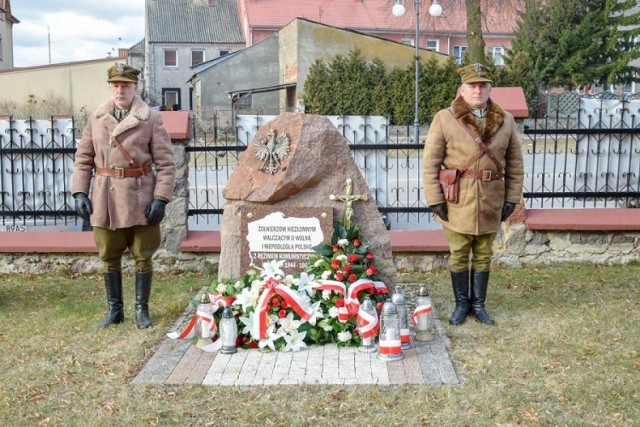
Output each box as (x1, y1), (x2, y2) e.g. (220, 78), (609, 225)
(132, 286), (461, 386)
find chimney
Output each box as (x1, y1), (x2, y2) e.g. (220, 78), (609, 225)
(118, 48), (129, 59)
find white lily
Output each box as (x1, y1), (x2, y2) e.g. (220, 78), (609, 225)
(321, 270), (332, 280)
(260, 259), (285, 278)
(306, 301), (324, 326)
(279, 312), (302, 334)
(294, 272), (316, 296)
(322, 289), (332, 300)
(258, 324), (282, 352)
(234, 286), (260, 312)
(239, 312), (254, 335)
(283, 330), (307, 352)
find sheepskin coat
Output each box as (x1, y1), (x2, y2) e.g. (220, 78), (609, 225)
(72, 95), (176, 230)
(422, 95), (524, 235)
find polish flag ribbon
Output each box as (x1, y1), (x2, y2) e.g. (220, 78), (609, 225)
(356, 307), (379, 338)
(167, 308), (216, 340)
(338, 298), (361, 323)
(378, 339), (402, 354)
(314, 278), (382, 300)
(253, 282), (313, 340)
(411, 304), (433, 326)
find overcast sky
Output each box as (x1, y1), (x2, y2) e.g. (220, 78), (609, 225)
(10, 0), (145, 67)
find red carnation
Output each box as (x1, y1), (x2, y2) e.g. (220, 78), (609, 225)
(348, 273), (358, 283)
(335, 271), (345, 281)
(353, 239), (361, 247)
(347, 254), (359, 263)
(278, 309), (287, 318)
(271, 297), (281, 307)
(331, 259), (341, 270)
(343, 264), (352, 273)
(335, 298), (345, 308)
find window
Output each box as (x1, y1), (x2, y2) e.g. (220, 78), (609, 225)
(236, 94), (252, 110)
(0, 34), (3, 61)
(426, 40), (439, 52)
(453, 46), (467, 64)
(489, 46), (504, 66)
(162, 88), (181, 110)
(164, 49), (177, 67)
(219, 50), (230, 57)
(191, 49), (204, 66)
(400, 38), (413, 46)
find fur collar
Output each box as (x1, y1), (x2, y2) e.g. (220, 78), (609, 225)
(93, 95), (150, 139)
(450, 95), (505, 143)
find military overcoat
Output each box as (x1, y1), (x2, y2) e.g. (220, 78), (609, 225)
(72, 96), (176, 230)
(422, 96), (524, 235)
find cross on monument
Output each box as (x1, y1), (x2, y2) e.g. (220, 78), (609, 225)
(330, 178), (368, 229)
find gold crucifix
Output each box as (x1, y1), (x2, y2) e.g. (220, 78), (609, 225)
(330, 178), (368, 229)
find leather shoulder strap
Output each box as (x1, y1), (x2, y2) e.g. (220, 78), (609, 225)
(109, 136), (139, 168)
(447, 108), (504, 171)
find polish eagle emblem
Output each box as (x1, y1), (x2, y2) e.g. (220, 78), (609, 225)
(253, 129), (290, 175)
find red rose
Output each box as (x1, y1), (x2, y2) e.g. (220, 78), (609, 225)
(331, 259), (341, 270)
(335, 271), (345, 281)
(348, 254), (359, 263)
(353, 239), (361, 247)
(332, 244), (340, 252)
(278, 309), (287, 318)
(376, 302), (384, 311)
(366, 266), (377, 276)
(249, 341), (259, 349)
(280, 300), (288, 309)
(365, 252), (374, 261)
(343, 264), (352, 273)
(271, 297), (281, 307)
(335, 298), (345, 308)
(348, 273), (358, 283)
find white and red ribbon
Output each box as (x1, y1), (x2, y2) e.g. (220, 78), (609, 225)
(356, 306), (379, 338)
(253, 281), (313, 340)
(411, 304), (433, 326)
(167, 308), (216, 340)
(338, 299), (361, 322)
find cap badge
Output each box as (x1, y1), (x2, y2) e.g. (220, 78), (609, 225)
(115, 63), (125, 75)
(474, 63), (485, 76)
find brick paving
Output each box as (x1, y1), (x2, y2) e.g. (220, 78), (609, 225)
(132, 287), (461, 387)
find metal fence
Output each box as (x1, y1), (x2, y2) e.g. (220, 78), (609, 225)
(1, 92), (639, 232)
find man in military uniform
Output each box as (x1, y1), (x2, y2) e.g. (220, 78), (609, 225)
(72, 64), (176, 329)
(422, 64), (524, 325)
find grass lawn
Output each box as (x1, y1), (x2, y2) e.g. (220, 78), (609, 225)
(0, 264), (638, 426)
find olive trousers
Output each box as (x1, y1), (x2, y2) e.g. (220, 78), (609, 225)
(442, 226), (496, 272)
(93, 225), (161, 273)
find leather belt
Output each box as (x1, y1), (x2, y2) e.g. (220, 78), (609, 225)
(96, 166), (151, 179)
(461, 170), (504, 181)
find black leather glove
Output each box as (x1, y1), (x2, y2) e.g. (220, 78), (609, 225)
(73, 192), (93, 222)
(501, 202), (516, 222)
(145, 199), (167, 225)
(431, 203), (448, 222)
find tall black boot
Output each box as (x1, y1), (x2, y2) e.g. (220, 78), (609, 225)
(98, 271), (124, 327)
(470, 270), (495, 325)
(135, 271), (153, 329)
(449, 270), (471, 325)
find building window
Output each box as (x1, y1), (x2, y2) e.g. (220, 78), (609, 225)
(219, 50), (230, 57)
(489, 46), (504, 66)
(191, 49), (205, 66)
(453, 46), (467, 64)
(236, 94), (252, 110)
(164, 49), (177, 67)
(426, 40), (439, 52)
(162, 88), (181, 110)
(400, 38), (413, 46)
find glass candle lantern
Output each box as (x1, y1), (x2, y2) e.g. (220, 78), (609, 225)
(391, 290), (411, 350)
(357, 297), (378, 354)
(219, 306), (238, 354)
(413, 286), (435, 342)
(195, 292), (214, 349)
(377, 300), (403, 361)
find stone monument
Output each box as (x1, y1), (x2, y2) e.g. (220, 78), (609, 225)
(218, 112), (397, 289)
